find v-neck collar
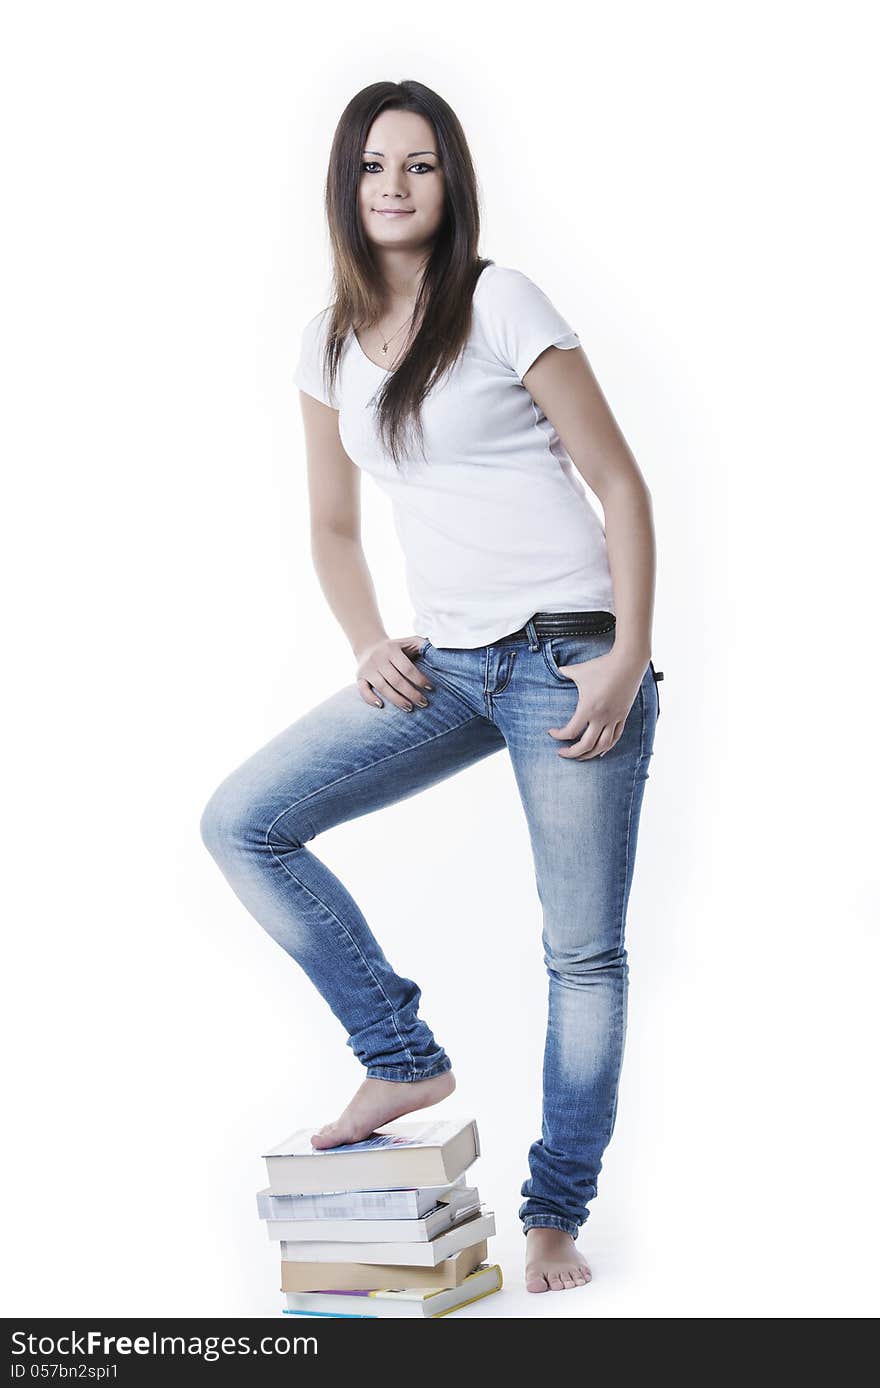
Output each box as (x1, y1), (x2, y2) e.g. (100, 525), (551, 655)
(350, 266), (496, 373)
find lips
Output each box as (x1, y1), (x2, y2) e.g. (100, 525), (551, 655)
(373, 209), (415, 216)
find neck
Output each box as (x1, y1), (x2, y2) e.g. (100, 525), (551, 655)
(371, 246), (431, 310)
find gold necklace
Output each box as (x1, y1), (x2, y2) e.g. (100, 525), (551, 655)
(380, 312), (415, 356)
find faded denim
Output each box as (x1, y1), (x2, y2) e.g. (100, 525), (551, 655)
(200, 625), (660, 1240)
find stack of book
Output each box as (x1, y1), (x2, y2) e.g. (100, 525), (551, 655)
(256, 1117), (503, 1318)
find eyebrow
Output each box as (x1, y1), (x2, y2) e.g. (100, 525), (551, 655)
(363, 150), (438, 158)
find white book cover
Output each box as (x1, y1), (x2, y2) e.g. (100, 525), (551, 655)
(279, 1209), (495, 1268)
(255, 1175), (467, 1221)
(266, 1194), (482, 1244)
(262, 1118), (478, 1160)
(262, 1118), (480, 1195)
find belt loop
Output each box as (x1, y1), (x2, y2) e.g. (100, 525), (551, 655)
(524, 616), (540, 651)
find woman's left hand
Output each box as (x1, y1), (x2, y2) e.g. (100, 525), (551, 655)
(548, 648), (646, 760)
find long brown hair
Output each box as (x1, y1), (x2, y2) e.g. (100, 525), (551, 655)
(317, 80), (493, 467)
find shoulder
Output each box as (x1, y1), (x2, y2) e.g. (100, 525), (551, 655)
(473, 263), (556, 317)
(300, 304), (334, 347)
(293, 304), (340, 408)
(471, 263), (579, 380)
(471, 260), (535, 310)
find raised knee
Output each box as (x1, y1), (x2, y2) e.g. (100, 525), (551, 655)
(199, 773), (309, 860)
(199, 780), (228, 858)
(199, 773), (256, 859)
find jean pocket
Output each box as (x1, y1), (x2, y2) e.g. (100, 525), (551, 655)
(541, 630), (615, 684)
(416, 637), (432, 657)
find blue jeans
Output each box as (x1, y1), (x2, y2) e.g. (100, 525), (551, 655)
(199, 623), (659, 1240)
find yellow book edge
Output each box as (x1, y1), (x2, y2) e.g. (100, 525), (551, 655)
(282, 1262), (504, 1312)
(364, 1262), (504, 1313)
(432, 1266), (504, 1317)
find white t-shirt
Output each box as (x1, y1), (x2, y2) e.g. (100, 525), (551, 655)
(293, 262), (615, 649)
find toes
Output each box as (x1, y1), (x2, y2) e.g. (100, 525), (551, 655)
(526, 1274), (550, 1293)
(310, 1123), (341, 1147)
(526, 1260), (592, 1292)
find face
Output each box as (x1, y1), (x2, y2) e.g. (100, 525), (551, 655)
(358, 109), (446, 251)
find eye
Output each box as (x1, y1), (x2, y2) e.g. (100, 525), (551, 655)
(360, 161), (437, 175)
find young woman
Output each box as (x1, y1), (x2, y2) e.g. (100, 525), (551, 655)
(200, 80), (663, 1296)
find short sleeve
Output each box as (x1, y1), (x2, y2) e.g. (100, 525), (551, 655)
(292, 309), (339, 408)
(478, 266), (581, 380)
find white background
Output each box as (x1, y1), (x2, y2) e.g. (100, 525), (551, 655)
(3, 0), (877, 1318)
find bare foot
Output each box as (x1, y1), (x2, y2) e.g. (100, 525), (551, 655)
(310, 1069), (457, 1149)
(524, 1228), (592, 1292)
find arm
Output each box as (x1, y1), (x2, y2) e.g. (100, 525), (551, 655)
(522, 344), (655, 670)
(521, 344), (656, 757)
(298, 392), (431, 711)
(299, 391), (386, 659)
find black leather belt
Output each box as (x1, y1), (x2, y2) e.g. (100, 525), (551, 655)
(495, 610), (665, 719)
(496, 610), (618, 641)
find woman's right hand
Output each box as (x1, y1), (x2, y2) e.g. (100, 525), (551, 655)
(356, 635), (434, 711)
